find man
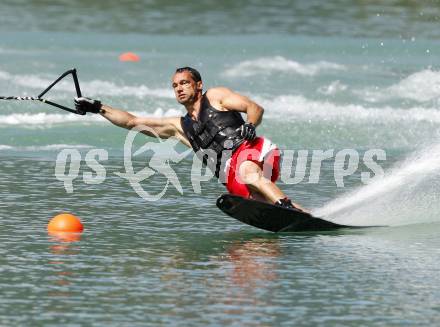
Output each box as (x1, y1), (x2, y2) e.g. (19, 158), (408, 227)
(75, 67), (305, 210)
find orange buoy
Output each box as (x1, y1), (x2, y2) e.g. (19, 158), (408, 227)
(48, 213), (84, 233)
(119, 52), (140, 62)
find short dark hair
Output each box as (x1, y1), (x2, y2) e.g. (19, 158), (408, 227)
(175, 67), (202, 83)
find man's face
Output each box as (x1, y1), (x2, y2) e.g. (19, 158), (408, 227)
(172, 71), (202, 105)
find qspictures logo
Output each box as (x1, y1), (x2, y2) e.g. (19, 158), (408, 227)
(54, 126), (386, 201)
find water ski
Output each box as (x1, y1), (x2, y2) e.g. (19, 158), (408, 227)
(216, 194), (373, 232)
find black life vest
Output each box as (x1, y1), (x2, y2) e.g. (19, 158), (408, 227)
(181, 95), (245, 176)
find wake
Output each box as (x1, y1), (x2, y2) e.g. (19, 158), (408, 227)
(313, 143), (440, 227)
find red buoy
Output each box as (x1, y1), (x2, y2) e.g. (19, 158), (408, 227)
(48, 213), (84, 233)
(119, 52), (140, 62)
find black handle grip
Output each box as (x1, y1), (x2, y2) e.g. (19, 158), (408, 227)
(71, 68), (82, 98)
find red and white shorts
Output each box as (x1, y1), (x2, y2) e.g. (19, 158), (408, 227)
(224, 137), (280, 198)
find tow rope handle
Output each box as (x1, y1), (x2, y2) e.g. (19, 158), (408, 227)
(0, 68), (83, 115)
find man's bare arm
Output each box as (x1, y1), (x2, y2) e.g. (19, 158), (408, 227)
(207, 87), (264, 126)
(100, 104), (191, 146)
